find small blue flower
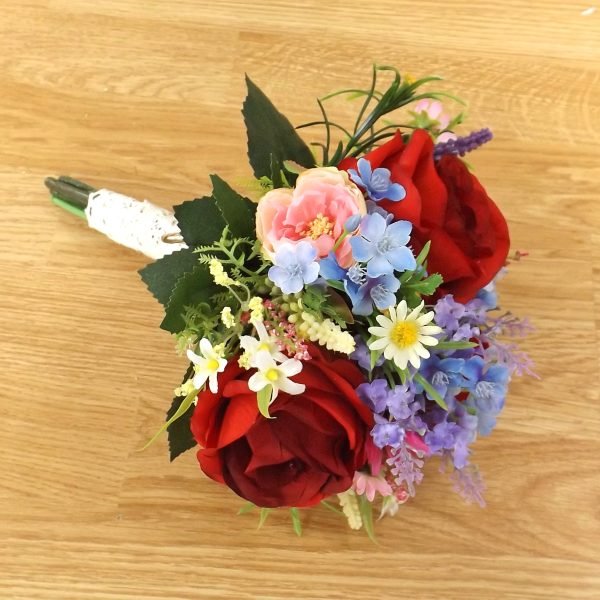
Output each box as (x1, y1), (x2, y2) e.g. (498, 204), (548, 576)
(268, 241), (320, 294)
(419, 356), (468, 399)
(462, 357), (509, 436)
(356, 379), (389, 413)
(350, 336), (385, 371)
(346, 272), (400, 315)
(318, 252), (346, 281)
(349, 158), (406, 203)
(344, 214), (362, 233)
(350, 212), (417, 277)
(371, 415), (404, 449)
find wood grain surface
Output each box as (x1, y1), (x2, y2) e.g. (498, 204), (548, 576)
(1, 1), (599, 598)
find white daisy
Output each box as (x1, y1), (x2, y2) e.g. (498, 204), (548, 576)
(368, 300), (442, 370)
(186, 338), (227, 393)
(248, 351), (305, 401)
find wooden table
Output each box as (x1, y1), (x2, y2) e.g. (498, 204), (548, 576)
(1, 1), (599, 598)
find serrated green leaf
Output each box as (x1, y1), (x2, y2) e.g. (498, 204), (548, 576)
(139, 249), (198, 306)
(414, 372), (448, 410)
(242, 75), (315, 181)
(167, 364), (197, 461)
(290, 508), (302, 536)
(257, 386), (274, 419)
(209, 174), (257, 239)
(403, 273), (443, 297)
(173, 196), (226, 247)
(161, 263), (218, 333)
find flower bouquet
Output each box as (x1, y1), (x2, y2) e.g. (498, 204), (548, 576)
(47, 66), (533, 536)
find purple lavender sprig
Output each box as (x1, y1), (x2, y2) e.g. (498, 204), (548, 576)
(434, 128), (493, 160)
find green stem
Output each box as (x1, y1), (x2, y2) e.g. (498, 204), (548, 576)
(51, 196), (86, 220)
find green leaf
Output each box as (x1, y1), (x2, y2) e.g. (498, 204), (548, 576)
(173, 196), (226, 247)
(242, 75), (315, 181)
(415, 241), (431, 266)
(209, 174), (257, 239)
(403, 273), (443, 297)
(435, 340), (477, 351)
(290, 508), (302, 536)
(237, 502), (256, 516)
(161, 263), (218, 333)
(167, 365), (197, 461)
(257, 507), (270, 529)
(321, 500), (343, 515)
(139, 249), (198, 306)
(357, 494), (377, 543)
(414, 372), (448, 410)
(141, 387), (198, 451)
(257, 386), (274, 419)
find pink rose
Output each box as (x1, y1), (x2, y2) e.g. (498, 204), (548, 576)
(256, 167), (366, 268)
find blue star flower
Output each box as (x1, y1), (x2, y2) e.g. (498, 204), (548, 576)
(348, 158), (406, 203)
(350, 212), (417, 277)
(268, 241), (320, 294)
(346, 272), (400, 316)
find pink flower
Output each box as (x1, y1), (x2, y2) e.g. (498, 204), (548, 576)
(413, 99), (451, 130)
(352, 471), (393, 502)
(256, 167), (366, 268)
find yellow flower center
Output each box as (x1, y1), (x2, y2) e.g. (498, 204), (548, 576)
(304, 213), (333, 239)
(265, 368), (280, 382)
(206, 359), (220, 371)
(257, 342), (271, 352)
(390, 321), (419, 348)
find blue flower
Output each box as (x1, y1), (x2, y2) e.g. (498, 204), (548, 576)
(318, 251), (401, 316)
(268, 241), (320, 294)
(349, 158), (406, 203)
(350, 336), (384, 371)
(346, 272), (400, 316)
(356, 379), (389, 413)
(418, 356), (469, 399)
(371, 415), (404, 448)
(350, 212), (417, 277)
(462, 357), (509, 435)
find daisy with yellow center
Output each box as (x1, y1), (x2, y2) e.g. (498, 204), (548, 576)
(368, 300), (442, 370)
(186, 338), (228, 393)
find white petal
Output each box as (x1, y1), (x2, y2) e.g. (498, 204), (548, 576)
(186, 349), (201, 364)
(280, 359), (302, 376)
(420, 325), (442, 335)
(208, 373), (219, 393)
(393, 351), (408, 370)
(279, 379), (306, 396)
(239, 336), (258, 352)
(415, 344), (431, 358)
(416, 311), (435, 325)
(192, 371), (209, 389)
(273, 351), (288, 363)
(248, 372), (267, 392)
(396, 301), (408, 321)
(408, 352), (421, 369)
(376, 314), (393, 328)
(254, 350), (276, 371)
(255, 320), (269, 341)
(217, 358), (228, 372)
(369, 338), (388, 351)
(419, 336), (439, 346)
(368, 326), (389, 337)
(199, 338), (213, 357)
(407, 301), (424, 321)
(384, 345), (396, 360)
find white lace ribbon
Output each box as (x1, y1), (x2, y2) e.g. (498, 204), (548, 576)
(85, 189), (187, 259)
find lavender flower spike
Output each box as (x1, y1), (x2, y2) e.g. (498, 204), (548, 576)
(434, 128), (493, 160)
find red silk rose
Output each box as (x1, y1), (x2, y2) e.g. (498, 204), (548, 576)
(190, 348), (373, 508)
(339, 130), (510, 302)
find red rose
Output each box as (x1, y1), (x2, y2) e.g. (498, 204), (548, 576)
(339, 130), (510, 302)
(190, 348), (373, 508)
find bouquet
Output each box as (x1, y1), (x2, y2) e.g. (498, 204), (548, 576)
(47, 66), (534, 536)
